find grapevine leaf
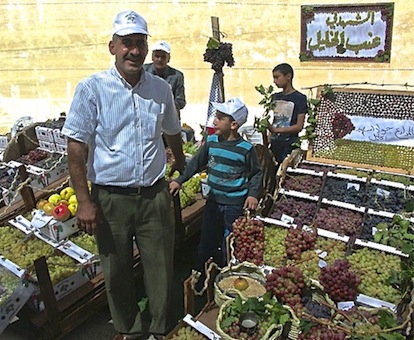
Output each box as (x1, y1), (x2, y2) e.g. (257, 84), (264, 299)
(221, 315), (236, 328)
(378, 333), (406, 340)
(377, 309), (397, 328)
(279, 312), (290, 325)
(206, 37), (220, 49)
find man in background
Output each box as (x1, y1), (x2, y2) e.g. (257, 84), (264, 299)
(143, 41), (186, 119)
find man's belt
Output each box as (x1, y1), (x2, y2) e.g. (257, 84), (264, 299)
(93, 178), (163, 195)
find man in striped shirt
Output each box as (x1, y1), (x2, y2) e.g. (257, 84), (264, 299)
(169, 98), (263, 280)
(62, 10), (185, 340)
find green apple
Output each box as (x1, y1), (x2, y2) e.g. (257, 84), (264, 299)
(48, 193), (62, 205)
(60, 187), (75, 201)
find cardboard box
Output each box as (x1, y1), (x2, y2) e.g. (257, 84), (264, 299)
(35, 126), (54, 143)
(0, 258), (37, 334)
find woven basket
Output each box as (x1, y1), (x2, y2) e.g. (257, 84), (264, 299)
(214, 261), (266, 307)
(215, 298), (283, 340)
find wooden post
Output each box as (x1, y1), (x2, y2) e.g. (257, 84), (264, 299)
(211, 16), (225, 101)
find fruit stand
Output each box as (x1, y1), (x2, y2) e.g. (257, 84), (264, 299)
(165, 86), (414, 339)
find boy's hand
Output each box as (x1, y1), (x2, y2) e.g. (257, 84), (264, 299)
(243, 196), (259, 210)
(169, 180), (181, 196)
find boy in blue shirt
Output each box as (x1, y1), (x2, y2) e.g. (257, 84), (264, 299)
(170, 98), (263, 273)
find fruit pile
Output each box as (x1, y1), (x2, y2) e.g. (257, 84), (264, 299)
(36, 186), (77, 221)
(269, 196), (317, 227)
(282, 173), (323, 196)
(0, 266), (20, 305)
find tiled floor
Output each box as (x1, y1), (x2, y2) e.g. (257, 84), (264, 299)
(2, 233), (205, 340)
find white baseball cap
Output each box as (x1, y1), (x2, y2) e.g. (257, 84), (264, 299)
(112, 10), (149, 36)
(211, 98), (248, 127)
(152, 41), (171, 53)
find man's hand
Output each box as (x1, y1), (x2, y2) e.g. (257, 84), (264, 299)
(169, 180), (181, 196)
(76, 200), (99, 235)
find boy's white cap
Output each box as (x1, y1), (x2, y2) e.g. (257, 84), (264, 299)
(212, 98), (248, 127)
(152, 41), (171, 53)
(112, 10), (149, 36)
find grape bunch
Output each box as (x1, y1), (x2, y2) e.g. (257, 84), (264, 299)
(70, 232), (98, 255)
(365, 184), (408, 213)
(265, 265), (305, 315)
(221, 319), (273, 340)
(270, 197), (317, 227)
(203, 42), (234, 72)
(319, 259), (361, 302)
(314, 205), (363, 236)
(298, 324), (346, 340)
(298, 162), (334, 173)
(347, 247), (401, 303)
(232, 216), (265, 266)
(283, 174), (323, 196)
(170, 326), (207, 339)
(322, 177), (366, 206)
(15, 149), (50, 165)
(331, 112), (355, 139)
(264, 226), (287, 267)
(285, 227), (317, 260)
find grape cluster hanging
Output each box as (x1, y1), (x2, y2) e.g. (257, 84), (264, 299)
(203, 37), (235, 72)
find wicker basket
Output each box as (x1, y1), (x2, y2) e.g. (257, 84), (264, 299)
(215, 298), (283, 340)
(214, 261), (266, 307)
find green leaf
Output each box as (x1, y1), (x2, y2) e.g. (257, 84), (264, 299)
(377, 309), (397, 328)
(206, 37), (220, 49)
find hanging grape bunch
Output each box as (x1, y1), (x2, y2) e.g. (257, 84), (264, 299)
(203, 37), (235, 72)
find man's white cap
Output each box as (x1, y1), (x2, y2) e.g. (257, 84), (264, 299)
(211, 98), (248, 127)
(112, 10), (149, 36)
(152, 41), (171, 54)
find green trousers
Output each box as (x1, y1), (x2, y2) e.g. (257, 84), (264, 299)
(92, 180), (175, 336)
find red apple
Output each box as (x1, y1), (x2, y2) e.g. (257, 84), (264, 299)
(52, 203), (71, 221)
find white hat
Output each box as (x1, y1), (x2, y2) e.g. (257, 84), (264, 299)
(212, 98), (248, 127)
(152, 41), (171, 53)
(112, 10), (149, 36)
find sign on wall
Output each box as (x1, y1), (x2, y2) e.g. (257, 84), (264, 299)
(300, 3), (394, 62)
(307, 87), (414, 174)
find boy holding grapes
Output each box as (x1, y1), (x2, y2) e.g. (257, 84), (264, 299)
(169, 98), (263, 280)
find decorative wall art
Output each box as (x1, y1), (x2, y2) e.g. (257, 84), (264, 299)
(300, 3), (394, 62)
(307, 87), (414, 174)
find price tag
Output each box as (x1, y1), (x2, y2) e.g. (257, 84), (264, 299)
(376, 188), (390, 198)
(372, 227), (378, 235)
(317, 251), (328, 258)
(347, 182), (360, 191)
(281, 214), (294, 224)
(318, 259), (327, 268)
(338, 301), (355, 310)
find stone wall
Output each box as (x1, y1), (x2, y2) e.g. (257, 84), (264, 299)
(0, 0), (413, 134)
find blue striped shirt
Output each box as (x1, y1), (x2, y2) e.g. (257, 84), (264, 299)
(61, 66), (181, 187)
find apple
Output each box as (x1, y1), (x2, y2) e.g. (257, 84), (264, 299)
(48, 193), (62, 205)
(52, 203), (71, 221)
(234, 277), (249, 291)
(60, 187), (75, 201)
(58, 200), (69, 206)
(43, 202), (56, 216)
(68, 203), (78, 216)
(36, 199), (48, 210)
(68, 195), (77, 205)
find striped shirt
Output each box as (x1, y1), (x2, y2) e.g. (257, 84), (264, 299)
(61, 66), (181, 187)
(176, 134), (262, 205)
